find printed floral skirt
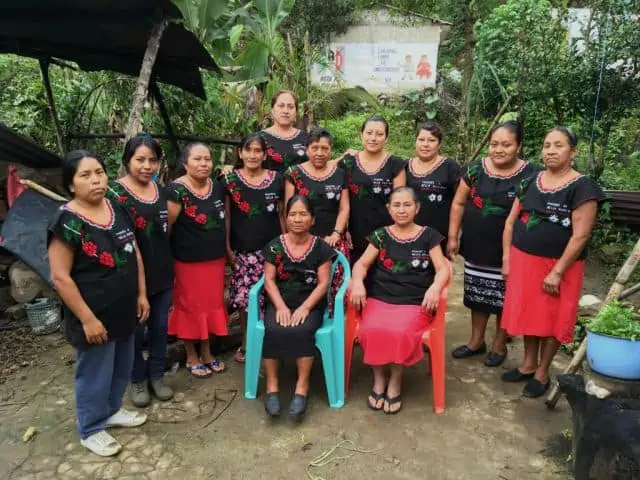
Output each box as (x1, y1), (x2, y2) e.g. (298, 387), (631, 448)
(230, 250), (265, 311)
(329, 238), (351, 314)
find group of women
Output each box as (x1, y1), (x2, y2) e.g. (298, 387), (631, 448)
(47, 89), (604, 456)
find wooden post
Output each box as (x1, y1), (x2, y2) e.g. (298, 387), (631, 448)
(119, 14), (169, 176)
(38, 59), (66, 157)
(546, 236), (640, 409)
(149, 80), (179, 158)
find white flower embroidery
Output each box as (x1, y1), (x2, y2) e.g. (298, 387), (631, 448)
(162, 223), (168, 232)
(296, 149), (305, 157)
(549, 214), (559, 223)
(383, 188), (391, 195)
(422, 260), (429, 269)
(219, 211), (225, 219)
(561, 217), (571, 227)
(411, 259), (420, 267)
(326, 192), (335, 199)
(336, 193), (341, 200)
(436, 194), (443, 202)
(266, 204), (275, 212)
(305, 277), (314, 284)
(373, 187), (382, 194)
(428, 194), (437, 202)
(124, 243), (134, 253)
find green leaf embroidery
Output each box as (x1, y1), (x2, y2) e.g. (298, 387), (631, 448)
(481, 197), (506, 217)
(525, 211), (542, 230)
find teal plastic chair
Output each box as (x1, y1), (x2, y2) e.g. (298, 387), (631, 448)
(244, 251), (351, 408)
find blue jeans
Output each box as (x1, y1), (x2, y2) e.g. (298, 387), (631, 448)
(75, 333), (135, 439)
(131, 288), (173, 382)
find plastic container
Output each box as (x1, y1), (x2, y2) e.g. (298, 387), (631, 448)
(25, 298), (61, 335)
(587, 329), (640, 380)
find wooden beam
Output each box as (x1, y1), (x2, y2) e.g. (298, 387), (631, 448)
(149, 80), (180, 156)
(38, 59), (65, 157)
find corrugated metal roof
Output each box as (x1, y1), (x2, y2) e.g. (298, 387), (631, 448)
(604, 190), (640, 230)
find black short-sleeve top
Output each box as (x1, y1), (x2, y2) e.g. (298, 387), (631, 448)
(167, 179), (226, 262)
(405, 157), (461, 238)
(222, 169), (284, 252)
(262, 129), (308, 173)
(339, 154), (406, 252)
(48, 200), (139, 349)
(263, 235), (336, 311)
(460, 158), (539, 266)
(285, 164), (347, 237)
(513, 172), (605, 260)
(106, 181), (173, 296)
(366, 226), (443, 306)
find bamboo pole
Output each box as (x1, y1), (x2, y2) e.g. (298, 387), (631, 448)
(19, 179), (68, 202)
(546, 236), (640, 409)
(38, 59), (66, 157)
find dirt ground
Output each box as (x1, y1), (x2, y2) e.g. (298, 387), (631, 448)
(0, 260), (575, 480)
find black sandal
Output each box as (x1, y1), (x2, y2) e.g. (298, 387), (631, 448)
(367, 391), (385, 411)
(501, 368), (535, 383)
(452, 343), (487, 359)
(523, 378), (550, 398)
(383, 394), (402, 414)
(484, 350), (507, 367)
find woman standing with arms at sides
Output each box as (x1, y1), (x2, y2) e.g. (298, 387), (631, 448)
(223, 133), (285, 364)
(405, 121), (461, 240)
(448, 121), (538, 367)
(262, 91), (308, 173)
(261, 195), (336, 419)
(167, 143), (229, 378)
(501, 127), (604, 397)
(107, 134), (174, 407)
(49, 150), (150, 457)
(338, 116), (406, 263)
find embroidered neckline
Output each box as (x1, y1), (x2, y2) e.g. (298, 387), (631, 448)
(62, 199), (115, 230)
(299, 163), (337, 181)
(536, 171), (584, 193)
(236, 169), (275, 190)
(385, 225), (425, 244)
(115, 180), (159, 204)
(355, 153), (391, 176)
(262, 128), (302, 141)
(175, 178), (213, 200)
(281, 234), (317, 262)
(481, 157), (528, 179)
(408, 156), (445, 178)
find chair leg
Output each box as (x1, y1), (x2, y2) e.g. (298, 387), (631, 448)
(244, 327), (264, 400)
(429, 332), (446, 414)
(317, 339), (343, 408)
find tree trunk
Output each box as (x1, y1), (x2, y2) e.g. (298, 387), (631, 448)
(455, 5), (476, 164)
(119, 16), (169, 176)
(39, 59), (66, 157)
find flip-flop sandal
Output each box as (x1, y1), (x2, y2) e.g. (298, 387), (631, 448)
(234, 348), (246, 364)
(206, 359), (226, 373)
(367, 391), (385, 411)
(186, 364), (212, 379)
(383, 394), (403, 415)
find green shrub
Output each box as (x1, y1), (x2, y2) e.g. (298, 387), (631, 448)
(588, 301), (640, 341)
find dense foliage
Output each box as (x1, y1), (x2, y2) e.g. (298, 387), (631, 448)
(588, 301), (640, 340)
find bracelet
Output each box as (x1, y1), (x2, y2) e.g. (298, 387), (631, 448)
(333, 229), (343, 236)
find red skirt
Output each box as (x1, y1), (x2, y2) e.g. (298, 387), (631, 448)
(168, 258), (229, 340)
(502, 247), (584, 344)
(359, 298), (431, 366)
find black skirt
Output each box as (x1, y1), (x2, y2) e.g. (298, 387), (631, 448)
(262, 304), (322, 358)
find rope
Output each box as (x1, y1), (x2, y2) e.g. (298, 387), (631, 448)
(306, 439), (380, 480)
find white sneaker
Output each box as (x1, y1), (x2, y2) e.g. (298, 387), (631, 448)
(105, 408), (147, 428)
(80, 430), (122, 457)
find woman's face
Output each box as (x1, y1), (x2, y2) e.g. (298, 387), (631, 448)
(415, 129), (441, 160)
(240, 140), (265, 170)
(388, 190), (419, 227)
(488, 128), (520, 167)
(361, 121), (388, 154)
(286, 200), (314, 234)
(70, 157), (108, 203)
(542, 130), (576, 171)
(128, 145), (159, 184)
(185, 145), (213, 181)
(307, 137), (332, 169)
(271, 93), (297, 128)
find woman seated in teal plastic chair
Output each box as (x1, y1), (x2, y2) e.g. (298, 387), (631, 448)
(262, 195), (336, 419)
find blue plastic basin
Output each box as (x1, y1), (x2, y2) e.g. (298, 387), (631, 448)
(586, 329), (640, 380)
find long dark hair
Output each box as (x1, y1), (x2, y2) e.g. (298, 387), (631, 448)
(285, 194), (315, 217)
(490, 120), (523, 145)
(62, 149), (105, 196)
(121, 134), (163, 172)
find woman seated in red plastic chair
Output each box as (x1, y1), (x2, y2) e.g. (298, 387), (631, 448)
(349, 187), (449, 414)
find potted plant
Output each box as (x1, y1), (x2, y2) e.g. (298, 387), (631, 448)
(587, 300), (640, 380)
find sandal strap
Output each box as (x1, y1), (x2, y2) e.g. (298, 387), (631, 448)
(385, 395), (402, 405)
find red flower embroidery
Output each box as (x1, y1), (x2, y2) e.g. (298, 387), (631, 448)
(520, 212), (530, 223)
(290, 169), (299, 178)
(82, 241), (98, 257)
(271, 151), (284, 163)
(134, 216), (147, 229)
(232, 191), (241, 202)
(383, 258), (394, 270)
(275, 254), (283, 264)
(472, 196), (484, 209)
(118, 195), (129, 203)
(185, 205), (198, 218)
(299, 187), (310, 197)
(195, 214), (207, 224)
(99, 252), (115, 268)
(239, 201), (250, 213)
(470, 187), (477, 198)
(349, 183), (359, 195)
(378, 248), (387, 260)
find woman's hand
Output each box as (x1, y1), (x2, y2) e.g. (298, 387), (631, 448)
(543, 270), (562, 295)
(290, 306), (310, 327)
(276, 306), (292, 326)
(83, 317), (108, 344)
(324, 232), (341, 247)
(446, 238), (458, 259)
(501, 255), (509, 280)
(422, 284), (440, 312)
(137, 295), (150, 323)
(349, 279), (367, 310)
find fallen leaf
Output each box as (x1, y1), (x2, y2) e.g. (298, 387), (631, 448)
(22, 426), (36, 443)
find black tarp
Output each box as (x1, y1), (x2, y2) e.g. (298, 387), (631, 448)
(0, 122), (62, 169)
(0, 189), (64, 283)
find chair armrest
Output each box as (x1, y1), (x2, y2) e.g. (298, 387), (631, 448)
(248, 276), (265, 326)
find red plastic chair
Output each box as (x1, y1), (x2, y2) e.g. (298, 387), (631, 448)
(345, 265), (452, 414)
